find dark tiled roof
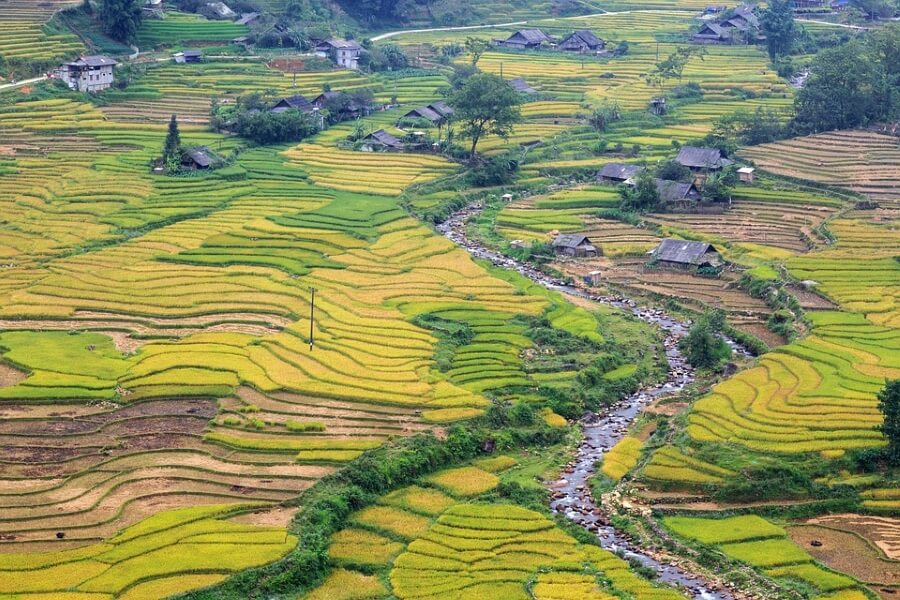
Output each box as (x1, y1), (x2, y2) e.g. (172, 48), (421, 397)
(507, 29), (550, 44)
(320, 38), (362, 50)
(183, 50), (203, 58)
(553, 233), (593, 248)
(676, 146), (725, 169)
(428, 101), (454, 117)
(655, 179), (699, 203)
(404, 106), (443, 122)
(696, 22), (727, 37)
(651, 239), (720, 264)
(365, 129), (404, 149)
(271, 94), (314, 113)
(561, 30), (604, 48)
(599, 163), (643, 180)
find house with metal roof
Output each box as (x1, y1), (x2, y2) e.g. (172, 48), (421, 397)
(558, 30), (605, 53)
(675, 146), (732, 171)
(598, 163), (643, 183)
(361, 129), (404, 152)
(693, 22), (730, 43)
(501, 29), (551, 49)
(56, 55), (117, 93)
(552, 234), (598, 257)
(270, 94), (315, 113)
(401, 101), (454, 126)
(655, 179), (701, 204)
(315, 38), (363, 69)
(649, 239), (723, 270)
(181, 146), (221, 170)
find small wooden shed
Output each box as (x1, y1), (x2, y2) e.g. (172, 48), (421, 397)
(552, 234), (598, 258)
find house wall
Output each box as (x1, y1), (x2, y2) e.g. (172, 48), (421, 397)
(59, 66), (114, 93)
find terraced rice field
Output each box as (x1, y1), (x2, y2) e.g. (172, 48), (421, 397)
(305, 457), (689, 600)
(665, 515), (868, 598)
(0, 0), (82, 63)
(741, 131), (900, 212)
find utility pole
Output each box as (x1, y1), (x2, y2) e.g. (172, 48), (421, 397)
(309, 287), (316, 350)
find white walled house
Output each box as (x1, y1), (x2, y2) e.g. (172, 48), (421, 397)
(56, 55), (117, 93)
(315, 39), (362, 70)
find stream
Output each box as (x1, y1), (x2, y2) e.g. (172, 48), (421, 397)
(437, 200), (739, 600)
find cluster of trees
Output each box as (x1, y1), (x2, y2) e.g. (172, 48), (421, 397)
(680, 310), (733, 371)
(794, 25), (900, 133)
(231, 109), (321, 144)
(97, 0), (142, 43)
(619, 158), (737, 212)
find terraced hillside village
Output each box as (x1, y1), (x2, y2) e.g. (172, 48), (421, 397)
(0, 0), (898, 598)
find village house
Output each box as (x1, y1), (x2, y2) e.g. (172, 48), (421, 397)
(598, 162), (643, 183)
(315, 39), (362, 70)
(56, 55), (116, 93)
(508, 77), (537, 94)
(174, 50), (203, 63)
(270, 94), (315, 113)
(312, 91), (372, 120)
(675, 146), (732, 171)
(499, 29), (552, 49)
(181, 146), (219, 170)
(552, 234), (599, 258)
(360, 129), (404, 152)
(649, 239), (723, 271)
(558, 30), (606, 53)
(737, 166), (755, 183)
(693, 22), (730, 43)
(400, 101), (454, 126)
(656, 179), (701, 206)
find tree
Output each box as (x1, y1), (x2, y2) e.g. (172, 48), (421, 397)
(761, 0), (796, 61)
(619, 168), (659, 212)
(163, 114), (181, 162)
(701, 165), (738, 203)
(793, 41), (888, 133)
(98, 0), (143, 43)
(464, 36), (491, 66)
(587, 102), (621, 132)
(449, 73), (523, 157)
(648, 46), (705, 96)
(878, 380), (900, 465)
(711, 107), (786, 146)
(656, 159), (691, 181)
(679, 310), (732, 370)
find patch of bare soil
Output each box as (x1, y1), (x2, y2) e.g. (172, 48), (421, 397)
(644, 399), (689, 417)
(96, 331), (147, 354)
(787, 524), (900, 586)
(0, 362), (26, 388)
(229, 506), (296, 528)
(808, 514), (900, 560)
(785, 285), (838, 311)
(733, 321), (786, 349)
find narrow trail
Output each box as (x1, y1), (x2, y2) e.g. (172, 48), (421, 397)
(438, 200), (743, 600)
(369, 9), (697, 41)
(0, 76), (46, 91)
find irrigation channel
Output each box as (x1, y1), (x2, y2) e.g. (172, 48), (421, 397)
(437, 200), (744, 600)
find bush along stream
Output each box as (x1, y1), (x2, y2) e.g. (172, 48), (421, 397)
(438, 199), (749, 600)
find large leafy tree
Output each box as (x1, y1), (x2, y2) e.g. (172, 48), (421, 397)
(449, 73), (523, 157)
(761, 0), (796, 61)
(794, 41), (887, 133)
(878, 380), (900, 465)
(99, 0), (143, 43)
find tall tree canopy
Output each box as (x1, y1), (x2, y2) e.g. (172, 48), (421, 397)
(878, 380), (900, 465)
(761, 0), (797, 61)
(449, 73), (523, 157)
(99, 0), (143, 43)
(794, 40), (888, 133)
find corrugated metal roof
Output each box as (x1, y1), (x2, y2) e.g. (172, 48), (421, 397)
(553, 233), (592, 248)
(676, 146), (726, 169)
(651, 239), (719, 264)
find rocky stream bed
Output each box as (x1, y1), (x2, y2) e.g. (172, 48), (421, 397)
(437, 200), (745, 600)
